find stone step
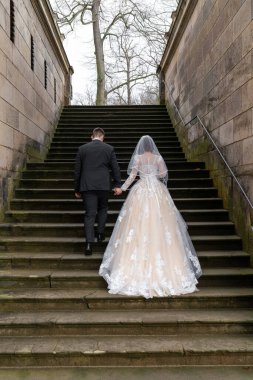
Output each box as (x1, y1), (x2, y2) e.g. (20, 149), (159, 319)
(57, 119), (174, 123)
(0, 334), (252, 366)
(45, 158), (188, 163)
(26, 161), (206, 171)
(58, 118), (172, 125)
(51, 140), (181, 147)
(1, 287), (252, 312)
(0, 309), (252, 336)
(0, 366), (252, 380)
(52, 136), (179, 143)
(6, 208), (228, 223)
(14, 188), (218, 199)
(47, 147), (184, 155)
(0, 221), (236, 237)
(54, 129), (176, 136)
(57, 124), (173, 130)
(61, 109), (169, 114)
(10, 198), (224, 210)
(46, 152), (186, 160)
(58, 116), (171, 121)
(22, 169), (210, 180)
(0, 251), (250, 270)
(0, 235), (242, 252)
(61, 111), (170, 117)
(63, 105), (167, 110)
(0, 267), (251, 289)
(18, 178), (214, 189)
(59, 112), (171, 116)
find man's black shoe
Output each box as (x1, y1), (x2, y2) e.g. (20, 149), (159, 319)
(97, 233), (105, 242)
(85, 242), (93, 255)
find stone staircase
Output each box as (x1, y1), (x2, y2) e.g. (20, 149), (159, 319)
(0, 105), (253, 379)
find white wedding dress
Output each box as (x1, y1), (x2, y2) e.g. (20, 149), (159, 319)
(99, 144), (202, 298)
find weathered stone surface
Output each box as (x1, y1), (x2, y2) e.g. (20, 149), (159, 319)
(0, 367), (253, 380)
(234, 110), (252, 141)
(161, 0), (253, 254)
(0, 0), (72, 217)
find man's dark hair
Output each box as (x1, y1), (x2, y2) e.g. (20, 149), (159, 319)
(92, 127), (105, 138)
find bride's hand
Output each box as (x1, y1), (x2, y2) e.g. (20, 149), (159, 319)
(113, 188), (122, 196)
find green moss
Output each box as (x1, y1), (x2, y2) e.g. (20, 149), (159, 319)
(165, 100), (253, 259)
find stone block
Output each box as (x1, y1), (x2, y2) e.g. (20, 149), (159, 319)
(0, 122), (14, 149)
(242, 78), (253, 111)
(224, 35), (242, 74)
(223, 140), (244, 167)
(225, 87), (242, 121)
(5, 59), (36, 108)
(0, 21), (13, 59)
(0, 50), (7, 77)
(203, 69), (215, 95)
(218, 119), (234, 145)
(0, 74), (14, 106)
(212, 100), (228, 130)
(11, 48), (33, 88)
(13, 129), (26, 154)
(243, 135), (253, 164)
(0, 146), (13, 171)
(0, 2), (8, 32)
(6, 106), (19, 131)
(14, 28), (30, 66)
(206, 84), (219, 113)
(241, 20), (253, 57)
(219, 20), (234, 58)
(15, 7), (31, 48)
(212, 6), (228, 45)
(204, 0), (220, 35)
(221, 51), (252, 103)
(233, 0), (252, 41)
(234, 109), (252, 141)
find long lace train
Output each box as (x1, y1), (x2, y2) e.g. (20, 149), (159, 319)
(99, 154), (202, 298)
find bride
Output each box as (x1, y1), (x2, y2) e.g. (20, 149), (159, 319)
(99, 135), (202, 298)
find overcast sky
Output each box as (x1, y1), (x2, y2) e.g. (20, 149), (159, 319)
(49, 0), (177, 100)
(62, 25), (94, 98)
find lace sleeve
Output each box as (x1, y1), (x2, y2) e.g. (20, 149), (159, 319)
(158, 156), (168, 180)
(121, 168), (138, 191)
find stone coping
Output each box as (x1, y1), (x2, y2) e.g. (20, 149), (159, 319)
(160, 0), (198, 71)
(30, 0), (73, 75)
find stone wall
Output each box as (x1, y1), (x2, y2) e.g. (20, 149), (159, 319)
(0, 0), (73, 217)
(160, 0), (253, 255)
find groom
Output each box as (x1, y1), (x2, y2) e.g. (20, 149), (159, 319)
(74, 127), (122, 255)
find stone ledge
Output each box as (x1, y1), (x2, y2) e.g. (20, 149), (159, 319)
(0, 367), (252, 380)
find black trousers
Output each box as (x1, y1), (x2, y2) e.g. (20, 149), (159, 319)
(82, 190), (109, 242)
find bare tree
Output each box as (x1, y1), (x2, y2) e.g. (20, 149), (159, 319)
(73, 87), (96, 105)
(53, 0), (136, 104)
(52, 0), (178, 105)
(106, 31), (157, 104)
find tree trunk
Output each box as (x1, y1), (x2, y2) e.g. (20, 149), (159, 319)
(126, 56), (131, 105)
(92, 0), (106, 105)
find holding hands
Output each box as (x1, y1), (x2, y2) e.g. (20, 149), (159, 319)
(113, 187), (122, 196)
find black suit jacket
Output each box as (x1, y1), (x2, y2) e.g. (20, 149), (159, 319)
(74, 140), (121, 192)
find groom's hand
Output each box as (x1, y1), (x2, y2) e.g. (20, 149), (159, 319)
(113, 187), (122, 196)
(75, 192), (82, 199)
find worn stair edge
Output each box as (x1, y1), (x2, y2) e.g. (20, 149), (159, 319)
(0, 309), (253, 336)
(0, 334), (253, 366)
(0, 366), (253, 380)
(0, 287), (252, 311)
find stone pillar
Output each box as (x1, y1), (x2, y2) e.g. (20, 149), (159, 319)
(157, 65), (165, 105)
(64, 66), (74, 106)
